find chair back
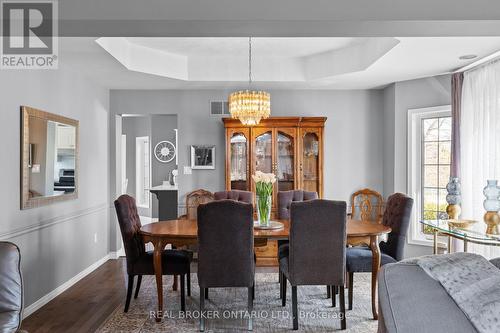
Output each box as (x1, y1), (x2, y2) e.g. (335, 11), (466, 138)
(278, 190), (318, 219)
(288, 200), (347, 286)
(0, 242), (23, 332)
(197, 200), (254, 288)
(350, 188), (384, 222)
(380, 193), (414, 261)
(214, 190), (253, 204)
(185, 189), (214, 220)
(114, 195), (145, 273)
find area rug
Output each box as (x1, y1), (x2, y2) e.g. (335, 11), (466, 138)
(96, 273), (377, 332)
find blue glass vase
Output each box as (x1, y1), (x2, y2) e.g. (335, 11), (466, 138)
(483, 180), (500, 211)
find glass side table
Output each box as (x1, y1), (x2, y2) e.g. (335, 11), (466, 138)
(420, 220), (500, 254)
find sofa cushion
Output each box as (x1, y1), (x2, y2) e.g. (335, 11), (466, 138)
(378, 263), (477, 333)
(0, 242), (23, 333)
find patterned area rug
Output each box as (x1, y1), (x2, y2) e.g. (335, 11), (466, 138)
(96, 273), (377, 332)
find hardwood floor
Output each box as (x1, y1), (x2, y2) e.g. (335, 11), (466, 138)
(21, 258), (278, 333)
(22, 259), (127, 333)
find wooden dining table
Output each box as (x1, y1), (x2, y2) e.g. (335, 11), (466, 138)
(140, 218), (391, 322)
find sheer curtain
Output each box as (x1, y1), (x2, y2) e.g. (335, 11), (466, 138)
(460, 60), (500, 259)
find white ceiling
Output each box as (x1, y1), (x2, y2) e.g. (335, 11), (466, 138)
(60, 37), (500, 90)
(126, 37), (360, 58)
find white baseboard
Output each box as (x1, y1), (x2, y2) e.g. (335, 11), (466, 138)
(23, 253), (114, 318)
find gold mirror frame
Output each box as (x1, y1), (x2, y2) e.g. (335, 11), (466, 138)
(21, 106), (79, 209)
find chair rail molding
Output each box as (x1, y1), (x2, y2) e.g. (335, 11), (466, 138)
(0, 203), (109, 240)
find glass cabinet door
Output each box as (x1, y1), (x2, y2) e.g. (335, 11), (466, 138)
(276, 130), (295, 192)
(229, 130), (249, 190)
(301, 130), (320, 194)
(254, 131), (273, 175)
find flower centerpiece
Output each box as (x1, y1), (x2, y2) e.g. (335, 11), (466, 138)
(252, 171), (276, 227)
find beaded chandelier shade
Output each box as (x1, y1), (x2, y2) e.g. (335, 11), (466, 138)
(229, 37), (271, 126)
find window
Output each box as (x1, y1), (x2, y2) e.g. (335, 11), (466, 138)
(408, 105), (452, 244)
(421, 116), (452, 232)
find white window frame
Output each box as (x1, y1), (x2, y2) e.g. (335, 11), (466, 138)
(135, 136), (151, 209)
(407, 105), (451, 246)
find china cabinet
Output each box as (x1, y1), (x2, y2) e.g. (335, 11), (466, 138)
(223, 117), (326, 265)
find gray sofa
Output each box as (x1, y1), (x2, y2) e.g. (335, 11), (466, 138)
(378, 262), (476, 333)
(378, 258), (500, 333)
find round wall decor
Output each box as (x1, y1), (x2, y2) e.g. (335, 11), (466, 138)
(154, 141), (176, 163)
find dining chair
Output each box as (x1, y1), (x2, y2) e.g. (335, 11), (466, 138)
(214, 190), (253, 204)
(349, 188), (384, 223)
(346, 193), (413, 310)
(277, 190), (318, 294)
(279, 199), (347, 330)
(0, 242), (24, 333)
(197, 200), (255, 331)
(181, 189), (215, 220)
(114, 195), (192, 312)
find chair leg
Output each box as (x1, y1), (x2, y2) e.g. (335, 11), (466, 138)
(187, 267), (191, 297)
(180, 274), (186, 312)
(134, 275), (142, 299)
(340, 286), (347, 330)
(279, 268), (282, 299)
(327, 285), (331, 298)
(331, 286), (336, 307)
(348, 272), (354, 310)
(292, 286), (298, 330)
(248, 287), (254, 331)
(205, 288), (209, 299)
(282, 274), (287, 307)
(200, 287), (205, 332)
(124, 275), (134, 313)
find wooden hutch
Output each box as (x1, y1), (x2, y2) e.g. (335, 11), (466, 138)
(223, 117), (326, 265)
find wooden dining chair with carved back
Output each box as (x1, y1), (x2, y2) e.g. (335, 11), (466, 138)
(175, 189), (214, 294)
(181, 189), (215, 220)
(349, 188), (384, 223)
(346, 193), (413, 310)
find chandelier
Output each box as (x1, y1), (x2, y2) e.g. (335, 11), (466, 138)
(229, 37), (271, 126)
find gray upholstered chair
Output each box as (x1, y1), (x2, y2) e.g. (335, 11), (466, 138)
(279, 199), (347, 330)
(277, 190), (318, 294)
(0, 242), (23, 333)
(114, 195), (192, 312)
(277, 190), (319, 220)
(214, 190), (253, 204)
(197, 200), (255, 331)
(346, 193), (413, 310)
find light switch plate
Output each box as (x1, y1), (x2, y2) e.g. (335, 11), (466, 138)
(183, 166), (192, 175)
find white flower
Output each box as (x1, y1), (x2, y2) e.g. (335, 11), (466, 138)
(252, 171), (276, 184)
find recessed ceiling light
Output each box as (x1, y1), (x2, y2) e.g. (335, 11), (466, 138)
(459, 54), (477, 60)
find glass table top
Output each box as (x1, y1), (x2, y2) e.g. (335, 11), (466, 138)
(421, 219), (500, 244)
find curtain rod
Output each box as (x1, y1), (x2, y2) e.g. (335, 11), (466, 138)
(455, 50), (500, 74)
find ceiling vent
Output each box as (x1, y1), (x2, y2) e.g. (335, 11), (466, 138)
(210, 101), (230, 117)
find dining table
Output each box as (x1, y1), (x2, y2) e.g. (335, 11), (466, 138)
(140, 218), (391, 322)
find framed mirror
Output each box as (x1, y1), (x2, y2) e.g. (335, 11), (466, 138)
(21, 106), (79, 209)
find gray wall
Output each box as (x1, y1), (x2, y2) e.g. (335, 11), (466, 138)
(383, 74), (451, 258)
(110, 89), (384, 238)
(0, 68), (110, 308)
(150, 114), (178, 219)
